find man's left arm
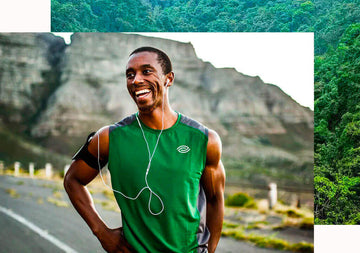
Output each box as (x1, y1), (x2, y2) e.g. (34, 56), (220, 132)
(201, 129), (226, 253)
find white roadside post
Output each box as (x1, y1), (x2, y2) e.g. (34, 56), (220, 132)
(0, 161), (4, 174)
(45, 163), (52, 179)
(14, 161), (20, 177)
(268, 182), (277, 210)
(29, 162), (35, 178)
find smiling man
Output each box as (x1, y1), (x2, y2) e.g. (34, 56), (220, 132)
(64, 47), (225, 253)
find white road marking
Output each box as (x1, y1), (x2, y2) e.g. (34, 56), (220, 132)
(0, 205), (78, 253)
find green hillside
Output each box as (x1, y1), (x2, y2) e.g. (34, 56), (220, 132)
(52, 0), (360, 54)
(314, 24), (360, 224)
(0, 123), (70, 170)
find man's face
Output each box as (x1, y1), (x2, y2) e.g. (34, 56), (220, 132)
(126, 52), (167, 113)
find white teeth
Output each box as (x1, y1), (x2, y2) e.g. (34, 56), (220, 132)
(135, 89), (151, 96)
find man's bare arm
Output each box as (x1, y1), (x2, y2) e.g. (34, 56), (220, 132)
(64, 127), (132, 253)
(202, 129), (226, 253)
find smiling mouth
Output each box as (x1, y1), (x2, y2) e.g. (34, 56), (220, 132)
(135, 88), (151, 99)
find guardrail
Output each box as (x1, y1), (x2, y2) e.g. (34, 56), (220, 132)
(0, 160), (70, 179)
(0, 160), (310, 210)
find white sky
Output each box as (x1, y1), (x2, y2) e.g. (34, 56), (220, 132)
(54, 32), (314, 110)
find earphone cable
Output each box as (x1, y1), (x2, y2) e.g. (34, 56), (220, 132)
(97, 80), (168, 215)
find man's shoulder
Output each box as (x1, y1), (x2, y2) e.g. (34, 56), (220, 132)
(179, 114), (222, 145)
(179, 113), (209, 137)
(109, 114), (136, 133)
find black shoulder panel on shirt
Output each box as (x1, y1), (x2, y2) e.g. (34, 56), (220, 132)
(109, 114), (136, 133)
(180, 114), (208, 137)
(72, 132), (108, 170)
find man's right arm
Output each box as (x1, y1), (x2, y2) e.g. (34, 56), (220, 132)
(64, 127), (132, 253)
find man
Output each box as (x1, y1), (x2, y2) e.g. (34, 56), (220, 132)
(64, 47), (225, 253)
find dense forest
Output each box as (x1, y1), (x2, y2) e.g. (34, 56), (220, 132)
(314, 24), (360, 224)
(51, 0), (360, 54)
(51, 0), (360, 224)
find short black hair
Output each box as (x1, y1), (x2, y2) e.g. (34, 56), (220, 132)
(129, 47), (172, 75)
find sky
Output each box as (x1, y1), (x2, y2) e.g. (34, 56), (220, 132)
(54, 32), (314, 110)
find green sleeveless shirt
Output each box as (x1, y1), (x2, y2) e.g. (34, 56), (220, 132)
(108, 113), (210, 252)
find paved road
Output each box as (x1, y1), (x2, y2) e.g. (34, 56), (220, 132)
(0, 175), (293, 253)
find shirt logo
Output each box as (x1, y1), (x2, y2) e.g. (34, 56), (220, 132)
(177, 145), (190, 154)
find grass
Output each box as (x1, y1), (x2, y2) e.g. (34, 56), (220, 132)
(47, 197), (69, 208)
(97, 188), (120, 212)
(94, 198), (120, 213)
(4, 169), (15, 175)
(225, 192), (257, 208)
(16, 181), (24, 185)
(86, 176), (113, 195)
(222, 202), (314, 252)
(223, 220), (240, 229)
(223, 212), (313, 252)
(299, 217), (314, 230)
(52, 190), (63, 199)
(40, 182), (63, 191)
(222, 229), (313, 253)
(273, 211), (313, 231)
(101, 200), (120, 212)
(246, 220), (270, 230)
(277, 208), (304, 218)
(6, 188), (20, 198)
(102, 189), (116, 200)
(272, 203), (313, 230)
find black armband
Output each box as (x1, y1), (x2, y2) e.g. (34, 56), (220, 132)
(72, 132), (108, 170)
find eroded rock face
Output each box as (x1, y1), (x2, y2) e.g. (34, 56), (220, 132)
(32, 33), (313, 136)
(0, 33), (66, 131)
(0, 33), (313, 187)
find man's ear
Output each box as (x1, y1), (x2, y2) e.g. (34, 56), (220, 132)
(165, 71), (175, 87)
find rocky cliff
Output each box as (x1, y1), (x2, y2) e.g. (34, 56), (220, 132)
(0, 34), (66, 130)
(0, 33), (313, 189)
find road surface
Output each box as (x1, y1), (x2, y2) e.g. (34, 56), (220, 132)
(0, 175), (293, 253)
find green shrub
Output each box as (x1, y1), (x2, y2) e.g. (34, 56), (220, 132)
(291, 241), (314, 253)
(222, 229), (314, 252)
(222, 221), (239, 229)
(225, 192), (256, 208)
(276, 208), (304, 218)
(299, 217), (314, 229)
(286, 209), (303, 218)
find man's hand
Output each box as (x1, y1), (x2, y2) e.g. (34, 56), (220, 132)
(96, 227), (133, 253)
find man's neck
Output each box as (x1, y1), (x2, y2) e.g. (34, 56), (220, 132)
(138, 106), (178, 130)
